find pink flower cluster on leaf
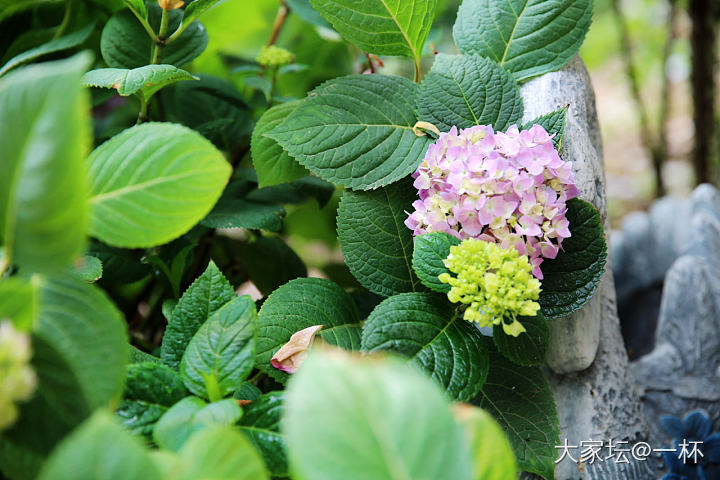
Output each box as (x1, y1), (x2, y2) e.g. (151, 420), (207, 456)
(405, 124), (579, 279)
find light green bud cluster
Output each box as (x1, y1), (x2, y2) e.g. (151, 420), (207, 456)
(0, 320), (37, 432)
(438, 239), (541, 336)
(256, 45), (294, 68)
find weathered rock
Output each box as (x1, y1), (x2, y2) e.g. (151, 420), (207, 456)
(520, 56), (652, 479)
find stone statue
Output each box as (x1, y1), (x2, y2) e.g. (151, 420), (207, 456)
(519, 56), (656, 479)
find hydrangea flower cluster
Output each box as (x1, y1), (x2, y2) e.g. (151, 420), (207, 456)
(438, 239), (541, 336)
(256, 45), (294, 68)
(405, 123), (579, 279)
(0, 321), (37, 432)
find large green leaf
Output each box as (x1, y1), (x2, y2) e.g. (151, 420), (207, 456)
(241, 236), (307, 297)
(411, 232), (460, 294)
(116, 363), (188, 437)
(453, 0), (593, 82)
(0, 277), (37, 331)
(161, 261), (236, 370)
(0, 54), (90, 274)
(171, 426), (269, 480)
(309, 0), (436, 65)
(285, 0), (332, 27)
(362, 292), (489, 402)
(418, 54), (523, 132)
(522, 108), (567, 152)
(200, 198), (285, 232)
(238, 392), (288, 477)
(473, 345), (560, 480)
(256, 278), (363, 383)
(162, 75), (252, 152)
(37, 411), (161, 480)
(337, 178), (421, 297)
(0, 23), (94, 77)
(82, 64), (198, 100)
(268, 75), (431, 190)
(0, 276), (128, 478)
(180, 296), (257, 400)
(153, 397), (242, 452)
(101, 5), (208, 68)
(538, 198), (607, 319)
(87, 122), (231, 248)
(492, 312), (549, 367)
(252, 101), (309, 188)
(453, 405), (519, 480)
(284, 349), (472, 480)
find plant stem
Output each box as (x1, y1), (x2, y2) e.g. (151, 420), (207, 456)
(267, 0), (289, 46)
(136, 94), (148, 124)
(364, 52), (376, 73)
(413, 57), (421, 83)
(53, 0), (73, 39)
(151, 9), (171, 65)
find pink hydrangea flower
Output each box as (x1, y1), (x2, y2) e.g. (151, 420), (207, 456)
(405, 124), (579, 279)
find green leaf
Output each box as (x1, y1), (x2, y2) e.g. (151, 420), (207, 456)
(538, 198), (607, 319)
(0, 276), (127, 478)
(129, 346), (161, 364)
(200, 198), (285, 232)
(234, 382), (262, 401)
(411, 232), (460, 293)
(82, 64), (198, 100)
(492, 312), (549, 366)
(161, 261), (236, 370)
(309, 0), (436, 64)
(37, 411), (162, 480)
(0, 277), (38, 331)
(284, 349), (472, 480)
(180, 296), (257, 400)
(337, 177), (421, 297)
(473, 344), (560, 480)
(418, 54), (524, 132)
(256, 277), (363, 383)
(0, 23), (94, 77)
(0, 54), (90, 274)
(521, 108), (567, 152)
(285, 0), (332, 27)
(269, 74), (431, 190)
(116, 362), (188, 437)
(72, 255), (103, 282)
(87, 122), (231, 248)
(362, 292), (489, 402)
(123, 0), (147, 20)
(248, 176), (335, 208)
(88, 241), (151, 284)
(453, 405), (519, 480)
(177, 0), (223, 36)
(238, 392), (288, 477)
(163, 75), (252, 151)
(252, 101), (309, 188)
(101, 5), (208, 68)
(453, 0), (593, 82)
(153, 397), (242, 452)
(241, 236), (307, 297)
(171, 426), (269, 480)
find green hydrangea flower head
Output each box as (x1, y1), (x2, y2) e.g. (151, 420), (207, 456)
(438, 239), (541, 336)
(0, 320), (37, 432)
(256, 45), (294, 68)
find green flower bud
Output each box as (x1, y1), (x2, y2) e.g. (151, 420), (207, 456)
(439, 239), (541, 336)
(256, 45), (294, 68)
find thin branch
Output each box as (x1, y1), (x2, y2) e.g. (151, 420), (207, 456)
(267, 0), (289, 47)
(364, 52), (376, 73)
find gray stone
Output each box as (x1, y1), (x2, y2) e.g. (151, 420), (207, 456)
(520, 56), (652, 479)
(631, 183), (720, 455)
